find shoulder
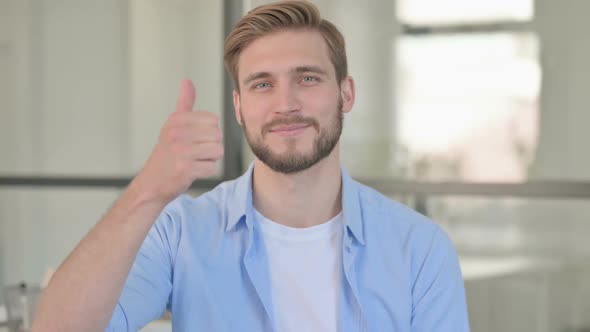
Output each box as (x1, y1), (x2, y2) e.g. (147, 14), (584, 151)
(167, 179), (237, 215)
(153, 177), (242, 235)
(354, 180), (455, 260)
(354, 180), (439, 235)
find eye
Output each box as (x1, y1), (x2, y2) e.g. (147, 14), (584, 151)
(302, 76), (319, 82)
(300, 76), (321, 86)
(253, 82), (271, 89)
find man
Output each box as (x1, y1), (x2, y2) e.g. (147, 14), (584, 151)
(32, 1), (470, 331)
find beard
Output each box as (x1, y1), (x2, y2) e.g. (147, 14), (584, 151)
(241, 97), (344, 174)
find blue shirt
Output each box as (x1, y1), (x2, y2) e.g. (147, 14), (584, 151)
(107, 163), (470, 331)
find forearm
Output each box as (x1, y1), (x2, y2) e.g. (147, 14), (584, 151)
(31, 79), (220, 331)
(31, 178), (168, 332)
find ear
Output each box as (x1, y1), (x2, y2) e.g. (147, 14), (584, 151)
(340, 76), (355, 114)
(233, 89), (242, 126)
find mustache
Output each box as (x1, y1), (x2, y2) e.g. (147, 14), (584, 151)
(262, 115), (319, 134)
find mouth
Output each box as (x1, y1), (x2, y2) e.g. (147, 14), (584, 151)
(269, 123), (312, 136)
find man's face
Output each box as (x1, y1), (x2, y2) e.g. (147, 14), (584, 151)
(233, 29), (354, 174)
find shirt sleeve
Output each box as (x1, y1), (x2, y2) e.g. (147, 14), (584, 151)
(410, 225), (470, 332)
(105, 210), (179, 332)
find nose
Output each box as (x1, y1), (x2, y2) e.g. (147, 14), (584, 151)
(272, 81), (300, 115)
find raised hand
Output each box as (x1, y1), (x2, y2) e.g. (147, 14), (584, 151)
(135, 79), (224, 204)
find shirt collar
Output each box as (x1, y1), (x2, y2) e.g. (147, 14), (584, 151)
(225, 162), (366, 246)
(226, 162), (256, 232)
(340, 166), (366, 245)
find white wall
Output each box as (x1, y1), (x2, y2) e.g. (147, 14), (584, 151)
(531, 0), (590, 181)
(0, 0), (223, 285)
(1, 0), (130, 286)
(38, 0), (128, 176)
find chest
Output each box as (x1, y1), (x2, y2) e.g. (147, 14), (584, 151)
(168, 237), (412, 331)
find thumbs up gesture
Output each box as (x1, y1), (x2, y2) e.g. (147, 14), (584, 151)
(134, 80), (224, 204)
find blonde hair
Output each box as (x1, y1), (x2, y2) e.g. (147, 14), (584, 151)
(223, 0), (348, 91)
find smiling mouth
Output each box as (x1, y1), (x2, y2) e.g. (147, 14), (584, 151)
(267, 123), (313, 137)
(270, 123), (312, 132)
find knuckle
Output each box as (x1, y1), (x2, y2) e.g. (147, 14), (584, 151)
(167, 113), (181, 127)
(169, 111), (185, 121)
(211, 114), (220, 125)
(201, 112), (219, 125)
(203, 128), (220, 142)
(204, 163), (217, 176)
(215, 144), (224, 158)
(165, 128), (180, 143)
(196, 162), (216, 178)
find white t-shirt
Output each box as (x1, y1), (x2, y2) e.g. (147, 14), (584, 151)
(255, 209), (344, 332)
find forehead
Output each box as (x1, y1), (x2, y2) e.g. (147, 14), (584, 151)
(237, 29), (335, 81)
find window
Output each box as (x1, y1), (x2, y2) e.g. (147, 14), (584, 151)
(396, 0), (538, 182)
(397, 0), (533, 25)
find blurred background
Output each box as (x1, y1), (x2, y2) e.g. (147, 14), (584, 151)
(0, 0), (589, 331)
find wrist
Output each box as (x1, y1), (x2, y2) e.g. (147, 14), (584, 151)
(124, 174), (171, 212)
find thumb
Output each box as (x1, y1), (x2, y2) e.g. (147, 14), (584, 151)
(175, 79), (196, 113)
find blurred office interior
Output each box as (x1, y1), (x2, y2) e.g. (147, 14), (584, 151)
(1, 0), (589, 331)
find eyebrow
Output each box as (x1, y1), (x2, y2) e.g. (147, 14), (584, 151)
(242, 65), (329, 86)
(242, 72), (272, 86)
(293, 65), (328, 76)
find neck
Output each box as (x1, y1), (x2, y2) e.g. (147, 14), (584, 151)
(252, 146), (342, 228)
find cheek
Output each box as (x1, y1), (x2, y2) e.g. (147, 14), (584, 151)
(239, 103), (265, 129)
(241, 96), (276, 124)
(303, 86), (339, 109)
(308, 94), (339, 120)
(241, 94), (267, 114)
